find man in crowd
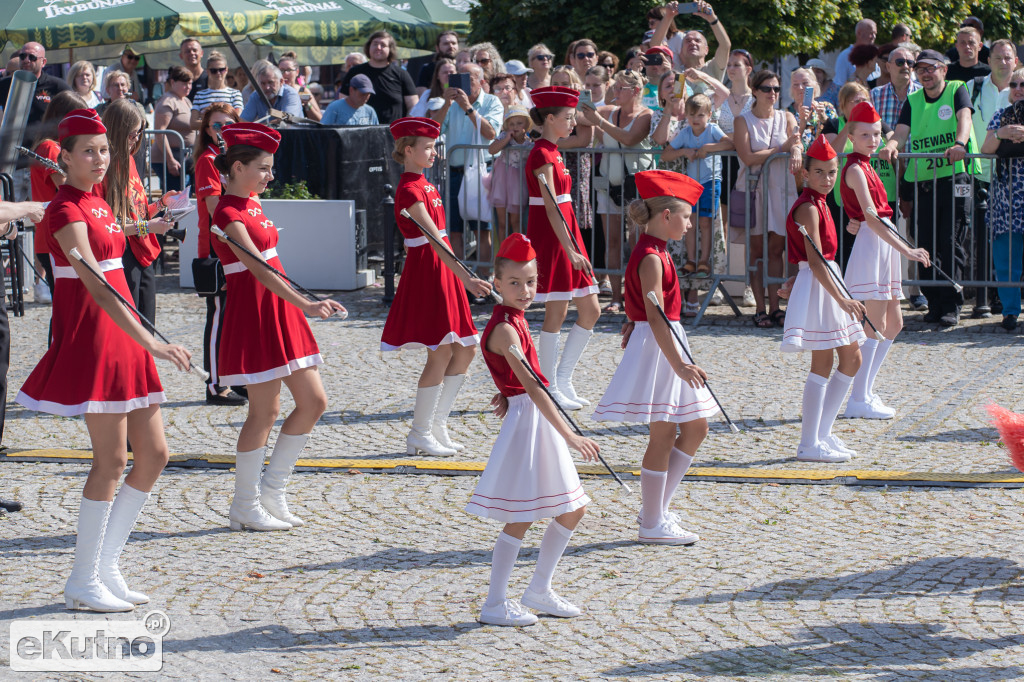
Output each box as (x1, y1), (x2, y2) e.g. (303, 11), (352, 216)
(180, 38), (208, 100)
(240, 60), (303, 122)
(412, 31), (460, 96)
(946, 17), (990, 65)
(835, 19), (879, 85)
(650, 1), (730, 81)
(882, 49), (980, 327)
(871, 44), (922, 130)
(946, 26), (990, 83)
(107, 46), (144, 102)
(892, 23), (913, 44)
(340, 30), (416, 124)
(321, 74), (378, 126)
(433, 63), (502, 268)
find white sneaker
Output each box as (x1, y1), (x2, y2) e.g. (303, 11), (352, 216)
(549, 385), (582, 411)
(710, 289), (724, 306)
(33, 280), (51, 304)
(636, 510), (681, 526)
(521, 588), (581, 617)
(479, 598), (539, 626)
(869, 394), (896, 416)
(843, 398), (895, 420)
(821, 434), (856, 457)
(638, 520), (699, 545)
(796, 441), (851, 463)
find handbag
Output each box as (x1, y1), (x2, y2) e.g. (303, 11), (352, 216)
(728, 112), (778, 229)
(192, 256), (224, 297)
(602, 108), (653, 206)
(457, 112), (493, 222)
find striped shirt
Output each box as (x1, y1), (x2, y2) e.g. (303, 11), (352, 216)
(870, 81), (921, 131)
(191, 87), (243, 113)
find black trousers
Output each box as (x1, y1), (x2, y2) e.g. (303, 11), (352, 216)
(912, 174), (969, 314)
(122, 247), (157, 324)
(203, 289), (228, 395)
(0, 301), (8, 446)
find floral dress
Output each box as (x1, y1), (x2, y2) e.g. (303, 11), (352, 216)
(987, 108), (1024, 237)
(788, 101), (838, 151)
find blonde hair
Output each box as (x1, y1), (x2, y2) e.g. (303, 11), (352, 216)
(613, 69), (646, 92)
(685, 93), (712, 116)
(550, 65), (582, 87)
(392, 135), (418, 163)
(956, 26), (982, 43)
(103, 69), (130, 92)
(627, 196), (690, 228)
(790, 67), (820, 98)
(67, 61), (96, 93)
(206, 50), (227, 67)
(838, 81), (870, 116)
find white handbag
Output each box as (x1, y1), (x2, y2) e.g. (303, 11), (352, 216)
(457, 113), (493, 222)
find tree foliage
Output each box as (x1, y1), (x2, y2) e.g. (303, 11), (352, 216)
(469, 0), (1023, 66)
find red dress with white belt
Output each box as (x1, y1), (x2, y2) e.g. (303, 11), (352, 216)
(16, 185), (166, 415)
(464, 304), (590, 523)
(525, 139), (598, 302)
(380, 172), (479, 351)
(212, 194), (322, 385)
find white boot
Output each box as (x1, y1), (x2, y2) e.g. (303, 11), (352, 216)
(260, 433), (308, 527)
(539, 331), (581, 410)
(407, 384), (457, 455)
(432, 375), (466, 451)
(65, 497), (135, 612)
(98, 484), (150, 605)
(556, 324), (593, 406)
(228, 448), (292, 531)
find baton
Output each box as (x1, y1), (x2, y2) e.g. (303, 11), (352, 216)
(797, 224), (885, 341)
(537, 174), (595, 279)
(68, 248), (209, 381)
(210, 226), (347, 320)
(17, 146), (66, 177)
(644, 292), (741, 433)
(508, 343), (631, 493)
(865, 206), (963, 293)
(399, 208), (502, 304)
(8, 228), (52, 292)
(211, 122), (227, 155)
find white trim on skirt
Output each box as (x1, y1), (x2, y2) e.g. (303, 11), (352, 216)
(781, 262), (867, 352)
(533, 283), (600, 303)
(218, 353), (323, 386)
(845, 225), (904, 300)
(380, 331), (481, 352)
(15, 391), (167, 417)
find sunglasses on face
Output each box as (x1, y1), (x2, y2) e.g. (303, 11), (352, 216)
(17, 52), (39, 62)
(1010, 81), (1024, 89)
(576, 52), (596, 59)
(599, 61), (614, 68)
(209, 67), (228, 74)
(757, 85), (781, 93)
(533, 54), (553, 62)
(892, 58), (915, 67)
(124, 54), (140, 61)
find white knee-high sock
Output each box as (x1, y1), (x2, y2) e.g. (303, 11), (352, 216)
(819, 372), (855, 440)
(527, 521), (574, 594)
(800, 374), (829, 449)
(851, 339), (877, 402)
(485, 532), (522, 607)
(640, 468), (667, 528)
(538, 331), (560, 388)
(865, 338), (893, 398)
(662, 448), (694, 513)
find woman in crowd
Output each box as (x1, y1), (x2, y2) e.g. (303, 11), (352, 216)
(582, 69), (653, 314)
(67, 61), (101, 108)
(470, 42), (505, 84)
(584, 66), (611, 108)
(598, 51), (619, 74)
(96, 71), (131, 117)
(280, 54), (322, 122)
(570, 39), (599, 82)
(807, 58), (840, 109)
(788, 67), (837, 152)
(733, 69), (801, 328)
(100, 99), (181, 323)
(190, 50), (243, 126)
(849, 44), (880, 88)
(410, 58), (456, 118)
(719, 49), (756, 307)
(490, 73), (521, 109)
(526, 44), (554, 90)
(980, 68), (1024, 331)
(152, 65), (195, 193)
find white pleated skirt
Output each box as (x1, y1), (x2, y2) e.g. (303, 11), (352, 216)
(592, 321), (719, 424)
(465, 394), (591, 523)
(844, 225), (903, 300)
(782, 262), (867, 352)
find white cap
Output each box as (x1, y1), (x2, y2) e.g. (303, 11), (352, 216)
(805, 58), (831, 78)
(504, 59), (533, 75)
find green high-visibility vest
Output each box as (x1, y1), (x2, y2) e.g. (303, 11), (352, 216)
(904, 80), (981, 182)
(832, 116), (898, 206)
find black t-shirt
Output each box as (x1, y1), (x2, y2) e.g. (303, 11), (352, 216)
(340, 61), (415, 124)
(897, 82), (973, 128)
(0, 72), (71, 144)
(405, 55), (434, 89)
(945, 60), (991, 84)
(188, 71), (209, 101)
(945, 44), (990, 65)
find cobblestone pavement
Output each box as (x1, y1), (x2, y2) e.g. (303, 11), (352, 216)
(4, 275), (1023, 474)
(1, 464), (1023, 680)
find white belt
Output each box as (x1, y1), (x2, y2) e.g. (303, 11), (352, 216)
(53, 257), (123, 279)
(529, 194), (571, 206)
(224, 247), (278, 275)
(405, 229), (447, 248)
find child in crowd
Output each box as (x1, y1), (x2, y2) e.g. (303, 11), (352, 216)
(660, 94), (732, 315)
(593, 170), (717, 545)
(781, 135), (866, 463)
(466, 233), (598, 627)
(488, 104), (534, 244)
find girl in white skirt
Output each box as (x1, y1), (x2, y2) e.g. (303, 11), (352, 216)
(466, 233), (599, 627)
(782, 135), (868, 463)
(593, 170), (718, 546)
(840, 103), (931, 420)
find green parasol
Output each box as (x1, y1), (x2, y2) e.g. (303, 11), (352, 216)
(385, 0), (475, 35)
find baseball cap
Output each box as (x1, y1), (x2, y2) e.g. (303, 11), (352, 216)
(504, 59), (533, 75)
(916, 49), (949, 67)
(349, 74), (375, 94)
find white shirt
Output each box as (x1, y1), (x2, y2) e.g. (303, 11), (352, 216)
(967, 75), (1011, 181)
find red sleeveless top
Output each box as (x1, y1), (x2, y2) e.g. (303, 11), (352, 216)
(840, 152), (894, 222)
(482, 304), (548, 397)
(786, 188), (837, 263)
(624, 233), (680, 322)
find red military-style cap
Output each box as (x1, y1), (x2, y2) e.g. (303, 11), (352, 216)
(496, 233), (537, 262)
(848, 101), (881, 124)
(58, 109), (106, 142)
(635, 169), (703, 207)
(644, 45), (674, 62)
(389, 116), (441, 140)
(806, 134), (838, 161)
(220, 122), (282, 153)
(530, 86), (579, 109)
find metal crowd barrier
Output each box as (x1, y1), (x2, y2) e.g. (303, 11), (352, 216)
(441, 142), (1020, 324)
(140, 129), (188, 198)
